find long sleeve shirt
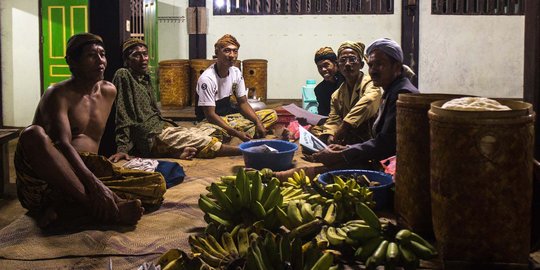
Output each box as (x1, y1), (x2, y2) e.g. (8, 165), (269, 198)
(112, 68), (170, 156)
(322, 71), (382, 141)
(342, 75), (419, 163)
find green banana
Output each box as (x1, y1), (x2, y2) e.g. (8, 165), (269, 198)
(399, 243), (419, 270)
(227, 185), (244, 209)
(157, 249), (183, 269)
(289, 218), (323, 239)
(250, 171), (264, 202)
(323, 203), (337, 225)
(287, 201), (304, 227)
(237, 228), (250, 256)
(347, 224), (381, 242)
(385, 241), (399, 270)
(198, 236), (228, 260)
(263, 185), (282, 210)
(207, 213), (232, 227)
(355, 202), (381, 230)
(370, 239), (389, 266)
(207, 234), (229, 257)
(326, 226), (346, 246)
(209, 183), (233, 210)
(309, 251), (334, 270)
(251, 200), (267, 220)
(221, 232), (239, 258)
(407, 240), (437, 260)
(409, 231), (437, 252)
(198, 196), (225, 218)
(276, 206), (293, 229)
(313, 204), (324, 218)
(355, 236), (384, 261)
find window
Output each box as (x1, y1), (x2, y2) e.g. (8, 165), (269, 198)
(432, 0), (524, 15)
(213, 0), (394, 15)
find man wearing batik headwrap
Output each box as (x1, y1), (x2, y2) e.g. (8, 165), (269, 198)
(14, 33), (166, 229)
(195, 34), (277, 142)
(109, 38), (241, 163)
(313, 47), (344, 116)
(308, 38), (419, 169)
(319, 41), (382, 145)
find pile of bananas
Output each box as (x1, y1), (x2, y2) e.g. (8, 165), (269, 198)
(199, 169), (283, 228)
(282, 169), (311, 189)
(274, 200), (339, 239)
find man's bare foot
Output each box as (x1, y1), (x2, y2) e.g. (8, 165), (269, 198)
(117, 199), (144, 225)
(37, 206), (58, 228)
(179, 147), (197, 160)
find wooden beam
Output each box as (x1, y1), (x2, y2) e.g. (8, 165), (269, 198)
(524, 0), (540, 159)
(189, 0), (207, 59)
(401, 0), (419, 87)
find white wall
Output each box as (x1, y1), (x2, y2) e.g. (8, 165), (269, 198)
(205, 0), (402, 99)
(1, 0), (41, 127)
(157, 0), (189, 60)
(418, 1), (524, 98)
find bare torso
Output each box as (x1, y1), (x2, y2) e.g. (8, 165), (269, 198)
(33, 78), (116, 153)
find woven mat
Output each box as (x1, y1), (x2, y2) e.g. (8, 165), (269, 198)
(0, 150), (312, 269)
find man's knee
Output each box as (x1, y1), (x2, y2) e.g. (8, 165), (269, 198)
(19, 125), (49, 148)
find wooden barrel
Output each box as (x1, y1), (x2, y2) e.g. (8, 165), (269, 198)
(395, 93), (465, 237)
(429, 99), (534, 268)
(242, 59), (268, 101)
(190, 59), (215, 106)
(158, 59), (190, 108)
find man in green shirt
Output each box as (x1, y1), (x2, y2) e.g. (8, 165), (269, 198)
(109, 38), (240, 162)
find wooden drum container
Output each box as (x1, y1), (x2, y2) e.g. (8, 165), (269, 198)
(158, 59), (190, 108)
(395, 93), (466, 237)
(429, 99), (535, 268)
(242, 59), (268, 101)
(189, 59), (215, 106)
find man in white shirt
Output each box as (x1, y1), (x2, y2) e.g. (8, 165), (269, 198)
(195, 34), (276, 142)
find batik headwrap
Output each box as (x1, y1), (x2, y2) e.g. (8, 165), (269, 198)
(366, 38), (404, 63)
(337, 41), (366, 61)
(314, 47), (337, 63)
(122, 38), (147, 54)
(214, 34), (240, 51)
(65, 33), (104, 59)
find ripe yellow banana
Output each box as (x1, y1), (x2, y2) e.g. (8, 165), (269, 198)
(323, 203), (337, 225)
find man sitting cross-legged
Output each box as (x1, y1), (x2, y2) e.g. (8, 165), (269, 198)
(14, 33), (166, 229)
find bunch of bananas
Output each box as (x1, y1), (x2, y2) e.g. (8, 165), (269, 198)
(157, 249), (204, 270)
(281, 186), (311, 206)
(282, 169), (311, 189)
(188, 227), (258, 269)
(244, 231), (340, 270)
(348, 202), (437, 270)
(276, 200), (337, 230)
(311, 175), (374, 222)
(199, 169), (283, 228)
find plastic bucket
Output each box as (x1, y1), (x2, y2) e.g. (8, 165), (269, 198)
(239, 139), (297, 171)
(429, 99), (534, 267)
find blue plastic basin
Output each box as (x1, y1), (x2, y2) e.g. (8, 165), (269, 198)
(318, 169), (394, 211)
(239, 140), (298, 171)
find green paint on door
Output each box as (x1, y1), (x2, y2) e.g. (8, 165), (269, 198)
(41, 0), (88, 92)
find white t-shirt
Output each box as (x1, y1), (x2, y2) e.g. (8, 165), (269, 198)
(196, 64), (247, 106)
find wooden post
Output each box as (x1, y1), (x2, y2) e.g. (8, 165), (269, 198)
(88, 0), (131, 157)
(401, 0), (419, 87)
(524, 0), (540, 160)
(189, 0), (207, 59)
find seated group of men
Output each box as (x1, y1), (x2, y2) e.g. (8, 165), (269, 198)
(14, 32), (418, 229)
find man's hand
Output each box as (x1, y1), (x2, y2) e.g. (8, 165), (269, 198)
(327, 144), (349, 151)
(309, 147), (346, 166)
(254, 123), (266, 139)
(232, 129), (252, 142)
(87, 179), (119, 223)
(108, 152), (132, 163)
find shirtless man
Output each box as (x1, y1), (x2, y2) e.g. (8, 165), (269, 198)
(14, 33), (164, 228)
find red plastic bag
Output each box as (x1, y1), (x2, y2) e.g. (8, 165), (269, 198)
(380, 155), (396, 176)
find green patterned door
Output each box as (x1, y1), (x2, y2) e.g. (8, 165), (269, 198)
(41, 0), (88, 92)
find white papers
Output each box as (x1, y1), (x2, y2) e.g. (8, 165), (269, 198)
(298, 125), (327, 154)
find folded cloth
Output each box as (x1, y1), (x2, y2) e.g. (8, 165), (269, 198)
(122, 158), (159, 172)
(156, 160), (186, 188)
(245, 144), (279, 153)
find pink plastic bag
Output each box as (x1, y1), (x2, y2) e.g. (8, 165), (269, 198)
(380, 155), (396, 176)
(286, 120), (311, 140)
